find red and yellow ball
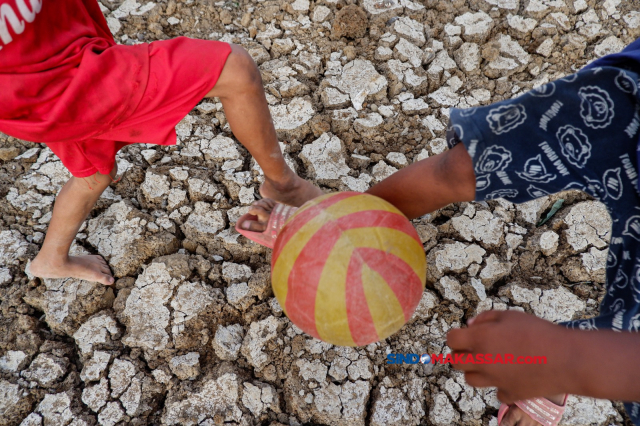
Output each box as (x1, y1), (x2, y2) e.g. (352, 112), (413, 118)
(271, 192), (427, 346)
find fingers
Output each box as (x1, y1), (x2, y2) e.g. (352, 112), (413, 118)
(447, 328), (475, 352)
(496, 389), (516, 406)
(461, 371), (494, 388)
(468, 310), (504, 327)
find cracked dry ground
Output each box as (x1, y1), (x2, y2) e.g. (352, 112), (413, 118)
(1, 0), (639, 425)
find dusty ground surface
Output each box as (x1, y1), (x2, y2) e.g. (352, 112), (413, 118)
(1, 0), (640, 425)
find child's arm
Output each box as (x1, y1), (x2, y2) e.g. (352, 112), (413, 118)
(448, 310), (640, 404)
(366, 143), (476, 219)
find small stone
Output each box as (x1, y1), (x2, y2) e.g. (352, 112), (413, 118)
(169, 352), (201, 380)
(15, 147), (40, 162)
(539, 231), (559, 255)
(270, 97), (315, 139)
(479, 254), (511, 287)
(98, 401), (125, 426)
(401, 98), (429, 114)
(182, 202), (226, 244)
(162, 373), (242, 424)
(561, 395), (621, 425)
(430, 392), (460, 425)
(187, 178), (218, 202)
(484, 34), (531, 78)
(341, 174), (373, 192)
(312, 5), (331, 22)
(109, 359), (136, 398)
(455, 11), (494, 43)
(385, 152), (407, 167)
(37, 392), (73, 426)
(354, 113), (384, 139)
(507, 14), (537, 34)
(21, 353), (68, 387)
(451, 210), (504, 247)
(394, 38), (424, 68)
(300, 133), (350, 182)
(73, 311), (120, 356)
(19, 413), (42, 426)
(213, 324), (244, 360)
(226, 282), (253, 309)
(0, 351), (28, 372)
(371, 161), (398, 182)
(347, 358), (372, 381)
(454, 42), (481, 72)
(169, 168), (189, 181)
(167, 188), (187, 210)
(141, 149), (161, 164)
(222, 262), (252, 283)
(291, 0), (309, 12)
(536, 39), (554, 57)
(563, 202), (611, 251)
(152, 369), (172, 384)
(80, 351), (111, 382)
(375, 46), (393, 61)
(321, 87), (351, 109)
(296, 359), (328, 382)
(594, 36), (625, 57)
(392, 16), (425, 46)
(329, 59), (387, 111)
(332, 5), (368, 39)
(0, 147), (20, 161)
(427, 242), (486, 283)
(200, 136), (242, 161)
(436, 276), (464, 304)
(82, 378), (109, 412)
(141, 171), (170, 204)
(241, 316), (281, 371)
(507, 285), (586, 322)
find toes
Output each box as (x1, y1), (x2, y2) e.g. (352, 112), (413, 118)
(98, 273), (115, 286)
(247, 205), (272, 224)
(243, 219), (267, 232)
(500, 404), (526, 426)
(253, 198), (275, 209)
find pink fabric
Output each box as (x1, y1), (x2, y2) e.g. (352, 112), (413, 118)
(498, 395), (568, 426)
(236, 203), (298, 249)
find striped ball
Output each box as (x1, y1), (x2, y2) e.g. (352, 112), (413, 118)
(272, 192), (427, 346)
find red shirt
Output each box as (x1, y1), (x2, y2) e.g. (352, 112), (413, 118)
(0, 0), (149, 142)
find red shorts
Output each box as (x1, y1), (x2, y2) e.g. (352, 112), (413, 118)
(44, 37), (232, 177)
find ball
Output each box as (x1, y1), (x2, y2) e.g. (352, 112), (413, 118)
(271, 192), (427, 346)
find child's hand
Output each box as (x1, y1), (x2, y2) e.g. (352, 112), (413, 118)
(447, 310), (570, 404)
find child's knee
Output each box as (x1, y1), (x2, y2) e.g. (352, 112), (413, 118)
(226, 44), (262, 89)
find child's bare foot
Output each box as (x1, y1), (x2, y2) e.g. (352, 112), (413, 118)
(238, 199), (277, 232)
(260, 172), (322, 207)
(29, 254), (115, 286)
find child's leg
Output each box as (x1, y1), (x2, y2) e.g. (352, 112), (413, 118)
(237, 143), (477, 232)
(204, 44), (322, 207)
(366, 143), (477, 219)
(29, 166), (116, 285)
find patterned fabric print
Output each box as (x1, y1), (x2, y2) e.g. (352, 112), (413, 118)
(449, 66), (640, 424)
